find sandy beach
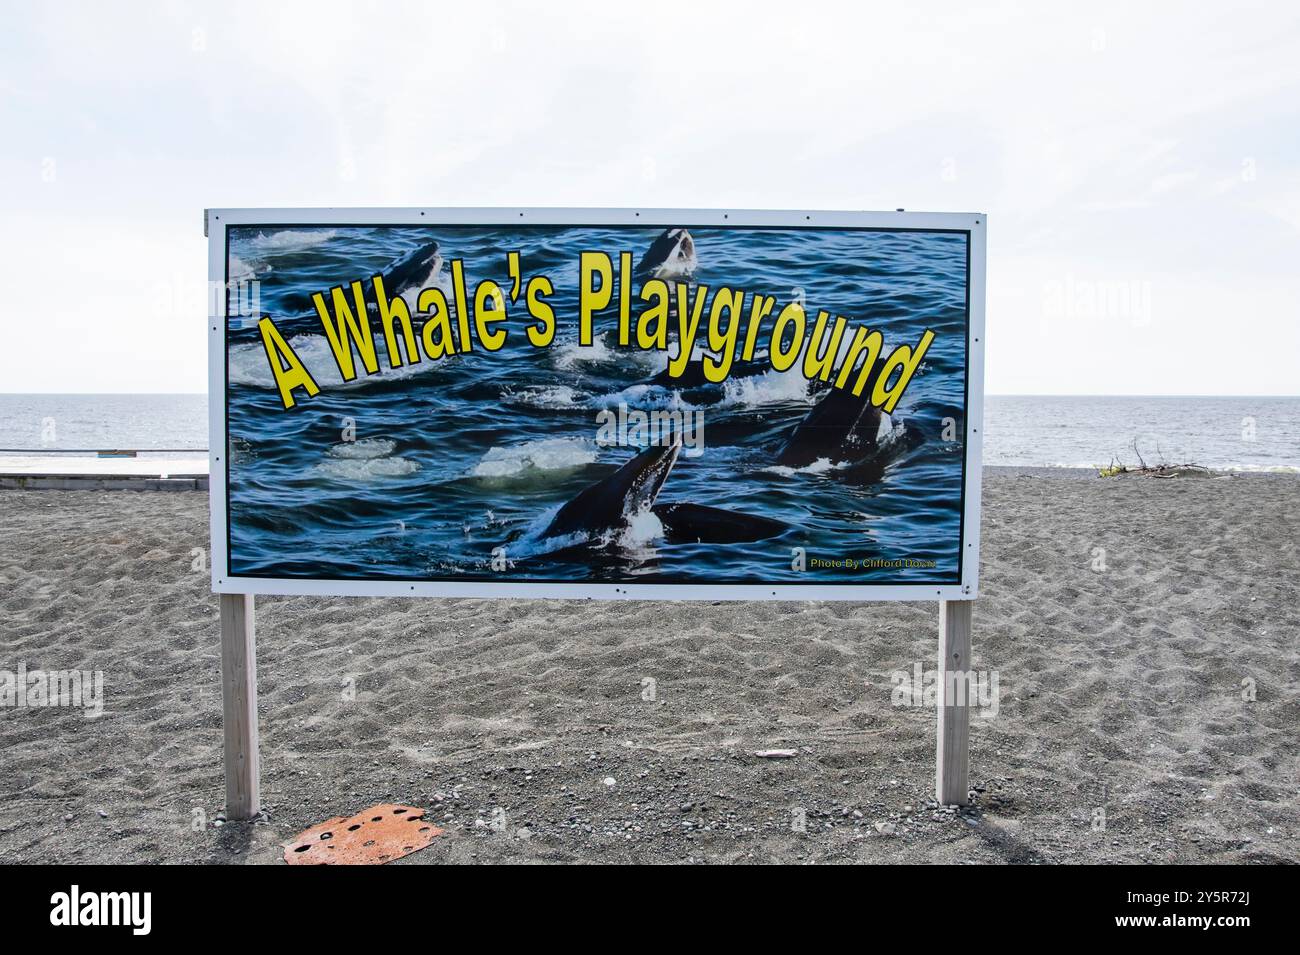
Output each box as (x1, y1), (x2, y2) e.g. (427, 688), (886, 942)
(1, 468), (1296, 865)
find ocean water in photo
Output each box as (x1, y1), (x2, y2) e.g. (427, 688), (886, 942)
(220, 224), (971, 584)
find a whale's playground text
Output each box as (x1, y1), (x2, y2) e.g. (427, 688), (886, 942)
(252, 250), (937, 414)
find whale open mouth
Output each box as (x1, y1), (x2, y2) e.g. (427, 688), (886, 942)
(416, 241), (442, 272)
(619, 441), (680, 517)
(663, 229), (696, 276)
(407, 242), (444, 297)
(674, 231), (695, 268)
(537, 441), (681, 544)
(635, 227), (698, 278)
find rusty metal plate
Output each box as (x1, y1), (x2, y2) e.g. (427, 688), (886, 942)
(283, 804), (442, 865)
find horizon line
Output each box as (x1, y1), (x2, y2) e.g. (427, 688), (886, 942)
(3, 391), (1299, 400)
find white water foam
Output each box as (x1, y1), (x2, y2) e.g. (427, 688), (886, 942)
(510, 502), (667, 560)
(718, 368), (813, 408)
(317, 456), (421, 481)
(617, 505), (666, 549)
(553, 337), (616, 370)
(503, 381), (694, 414)
(1221, 464), (1300, 473)
(599, 383), (696, 411)
(876, 412), (900, 445)
(397, 269), (454, 315)
(762, 457), (848, 478)
(505, 384), (593, 411)
(472, 437), (598, 478)
(228, 254), (263, 282)
(327, 437), (396, 459)
(316, 438), (420, 481)
(248, 229), (337, 252)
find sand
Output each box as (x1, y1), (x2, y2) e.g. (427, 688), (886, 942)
(1, 469), (1297, 864)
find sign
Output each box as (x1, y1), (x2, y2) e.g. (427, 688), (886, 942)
(207, 208), (985, 600)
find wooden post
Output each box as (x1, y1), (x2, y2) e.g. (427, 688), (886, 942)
(219, 593), (260, 819)
(936, 599), (973, 805)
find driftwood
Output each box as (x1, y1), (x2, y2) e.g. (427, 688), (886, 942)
(1098, 438), (1212, 479)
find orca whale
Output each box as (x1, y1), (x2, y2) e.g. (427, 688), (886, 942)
(536, 442), (786, 547)
(635, 227), (697, 278)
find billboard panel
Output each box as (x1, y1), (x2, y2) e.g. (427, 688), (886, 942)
(208, 209), (984, 600)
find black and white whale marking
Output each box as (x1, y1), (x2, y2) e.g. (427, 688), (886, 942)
(635, 227), (697, 279)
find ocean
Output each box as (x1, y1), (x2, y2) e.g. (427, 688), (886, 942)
(1, 393), (1295, 471)
(983, 395), (1300, 471)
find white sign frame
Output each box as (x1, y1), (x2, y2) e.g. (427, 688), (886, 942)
(207, 207), (986, 601)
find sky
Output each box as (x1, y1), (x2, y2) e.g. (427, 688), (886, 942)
(0, 0), (1297, 395)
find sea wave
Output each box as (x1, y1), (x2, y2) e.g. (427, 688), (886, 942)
(597, 383), (696, 411)
(761, 457), (848, 477)
(228, 254), (266, 282)
(315, 436), (418, 482)
(502, 382), (695, 413)
(503, 384), (594, 411)
(1222, 463), (1300, 473)
(506, 501), (665, 560)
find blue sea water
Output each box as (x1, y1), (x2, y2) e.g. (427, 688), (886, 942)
(220, 224), (970, 585)
(982, 395), (1300, 471)
(0, 393), (206, 455)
